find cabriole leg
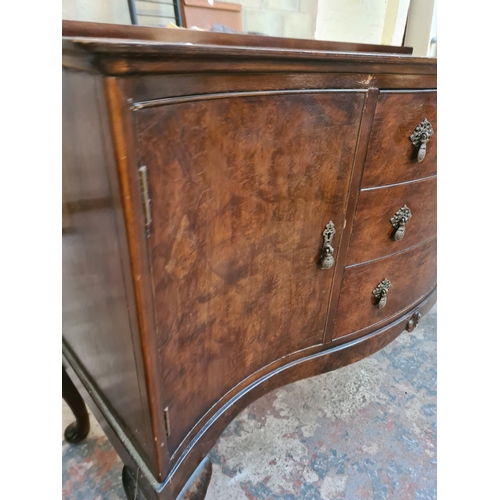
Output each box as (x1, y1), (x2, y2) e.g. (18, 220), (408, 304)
(62, 366), (90, 443)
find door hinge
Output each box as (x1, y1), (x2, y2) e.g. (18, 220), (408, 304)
(164, 407), (171, 437)
(138, 165), (152, 232)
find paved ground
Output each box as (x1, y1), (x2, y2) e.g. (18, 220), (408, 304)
(62, 307), (437, 500)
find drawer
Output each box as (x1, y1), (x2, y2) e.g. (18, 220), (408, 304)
(347, 176), (436, 265)
(362, 91), (437, 188)
(334, 238), (436, 339)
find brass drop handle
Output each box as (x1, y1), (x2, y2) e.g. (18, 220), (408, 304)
(390, 205), (412, 241)
(373, 279), (392, 309)
(320, 221), (336, 270)
(410, 118), (434, 162)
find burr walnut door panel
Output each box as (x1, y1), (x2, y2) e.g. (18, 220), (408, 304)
(135, 91), (365, 454)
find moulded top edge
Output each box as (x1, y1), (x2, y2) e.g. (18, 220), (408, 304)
(62, 19), (416, 57)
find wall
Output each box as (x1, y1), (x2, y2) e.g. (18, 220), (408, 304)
(62, 0), (424, 51)
(381, 0), (411, 45)
(403, 0), (436, 56)
(429, 0), (437, 56)
(219, 0), (318, 39)
(314, 0), (410, 47)
(63, 0), (318, 38)
(62, 0), (131, 24)
(315, 0), (387, 44)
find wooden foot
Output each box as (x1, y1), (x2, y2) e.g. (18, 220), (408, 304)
(122, 466), (148, 500)
(122, 457), (212, 500)
(62, 367), (90, 443)
(176, 457), (212, 500)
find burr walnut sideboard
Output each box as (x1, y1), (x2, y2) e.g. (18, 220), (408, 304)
(62, 20), (437, 500)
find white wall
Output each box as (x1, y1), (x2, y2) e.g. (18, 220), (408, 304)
(314, 0), (410, 47)
(62, 0), (429, 54)
(403, 0), (436, 56)
(381, 0), (411, 45)
(429, 0), (437, 56)
(315, 0), (388, 44)
(62, 0), (131, 24)
(219, 0), (318, 39)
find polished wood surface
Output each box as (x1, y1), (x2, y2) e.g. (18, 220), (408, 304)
(61, 21), (437, 500)
(62, 69), (157, 473)
(361, 91), (437, 188)
(335, 238), (437, 339)
(135, 91), (364, 454)
(323, 88), (380, 342)
(166, 289), (437, 498)
(62, 19), (412, 55)
(127, 73), (438, 104)
(62, 366), (90, 443)
(123, 466), (148, 500)
(347, 176), (437, 265)
(65, 288), (434, 500)
(62, 40), (434, 76)
(175, 457), (213, 500)
(105, 77), (171, 481)
(61, 21), (434, 78)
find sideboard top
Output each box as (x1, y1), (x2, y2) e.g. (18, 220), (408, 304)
(62, 20), (437, 77)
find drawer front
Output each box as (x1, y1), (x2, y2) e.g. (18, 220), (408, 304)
(334, 238), (436, 339)
(362, 91), (437, 188)
(135, 91), (365, 455)
(347, 176), (437, 265)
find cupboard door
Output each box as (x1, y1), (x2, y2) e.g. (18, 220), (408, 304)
(135, 91), (365, 454)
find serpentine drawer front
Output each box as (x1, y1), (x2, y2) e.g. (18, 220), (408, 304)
(335, 238), (437, 340)
(62, 21), (437, 500)
(347, 176), (437, 265)
(362, 91), (437, 188)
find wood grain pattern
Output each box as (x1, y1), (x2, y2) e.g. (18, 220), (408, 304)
(324, 88), (379, 341)
(175, 457), (213, 500)
(126, 73), (437, 104)
(64, 285), (435, 500)
(105, 76), (172, 480)
(164, 289), (436, 498)
(346, 176), (437, 265)
(63, 39), (428, 67)
(135, 91), (365, 455)
(334, 238), (437, 339)
(61, 23), (438, 500)
(62, 69), (157, 473)
(62, 41), (436, 76)
(61, 22), (436, 77)
(361, 91), (437, 188)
